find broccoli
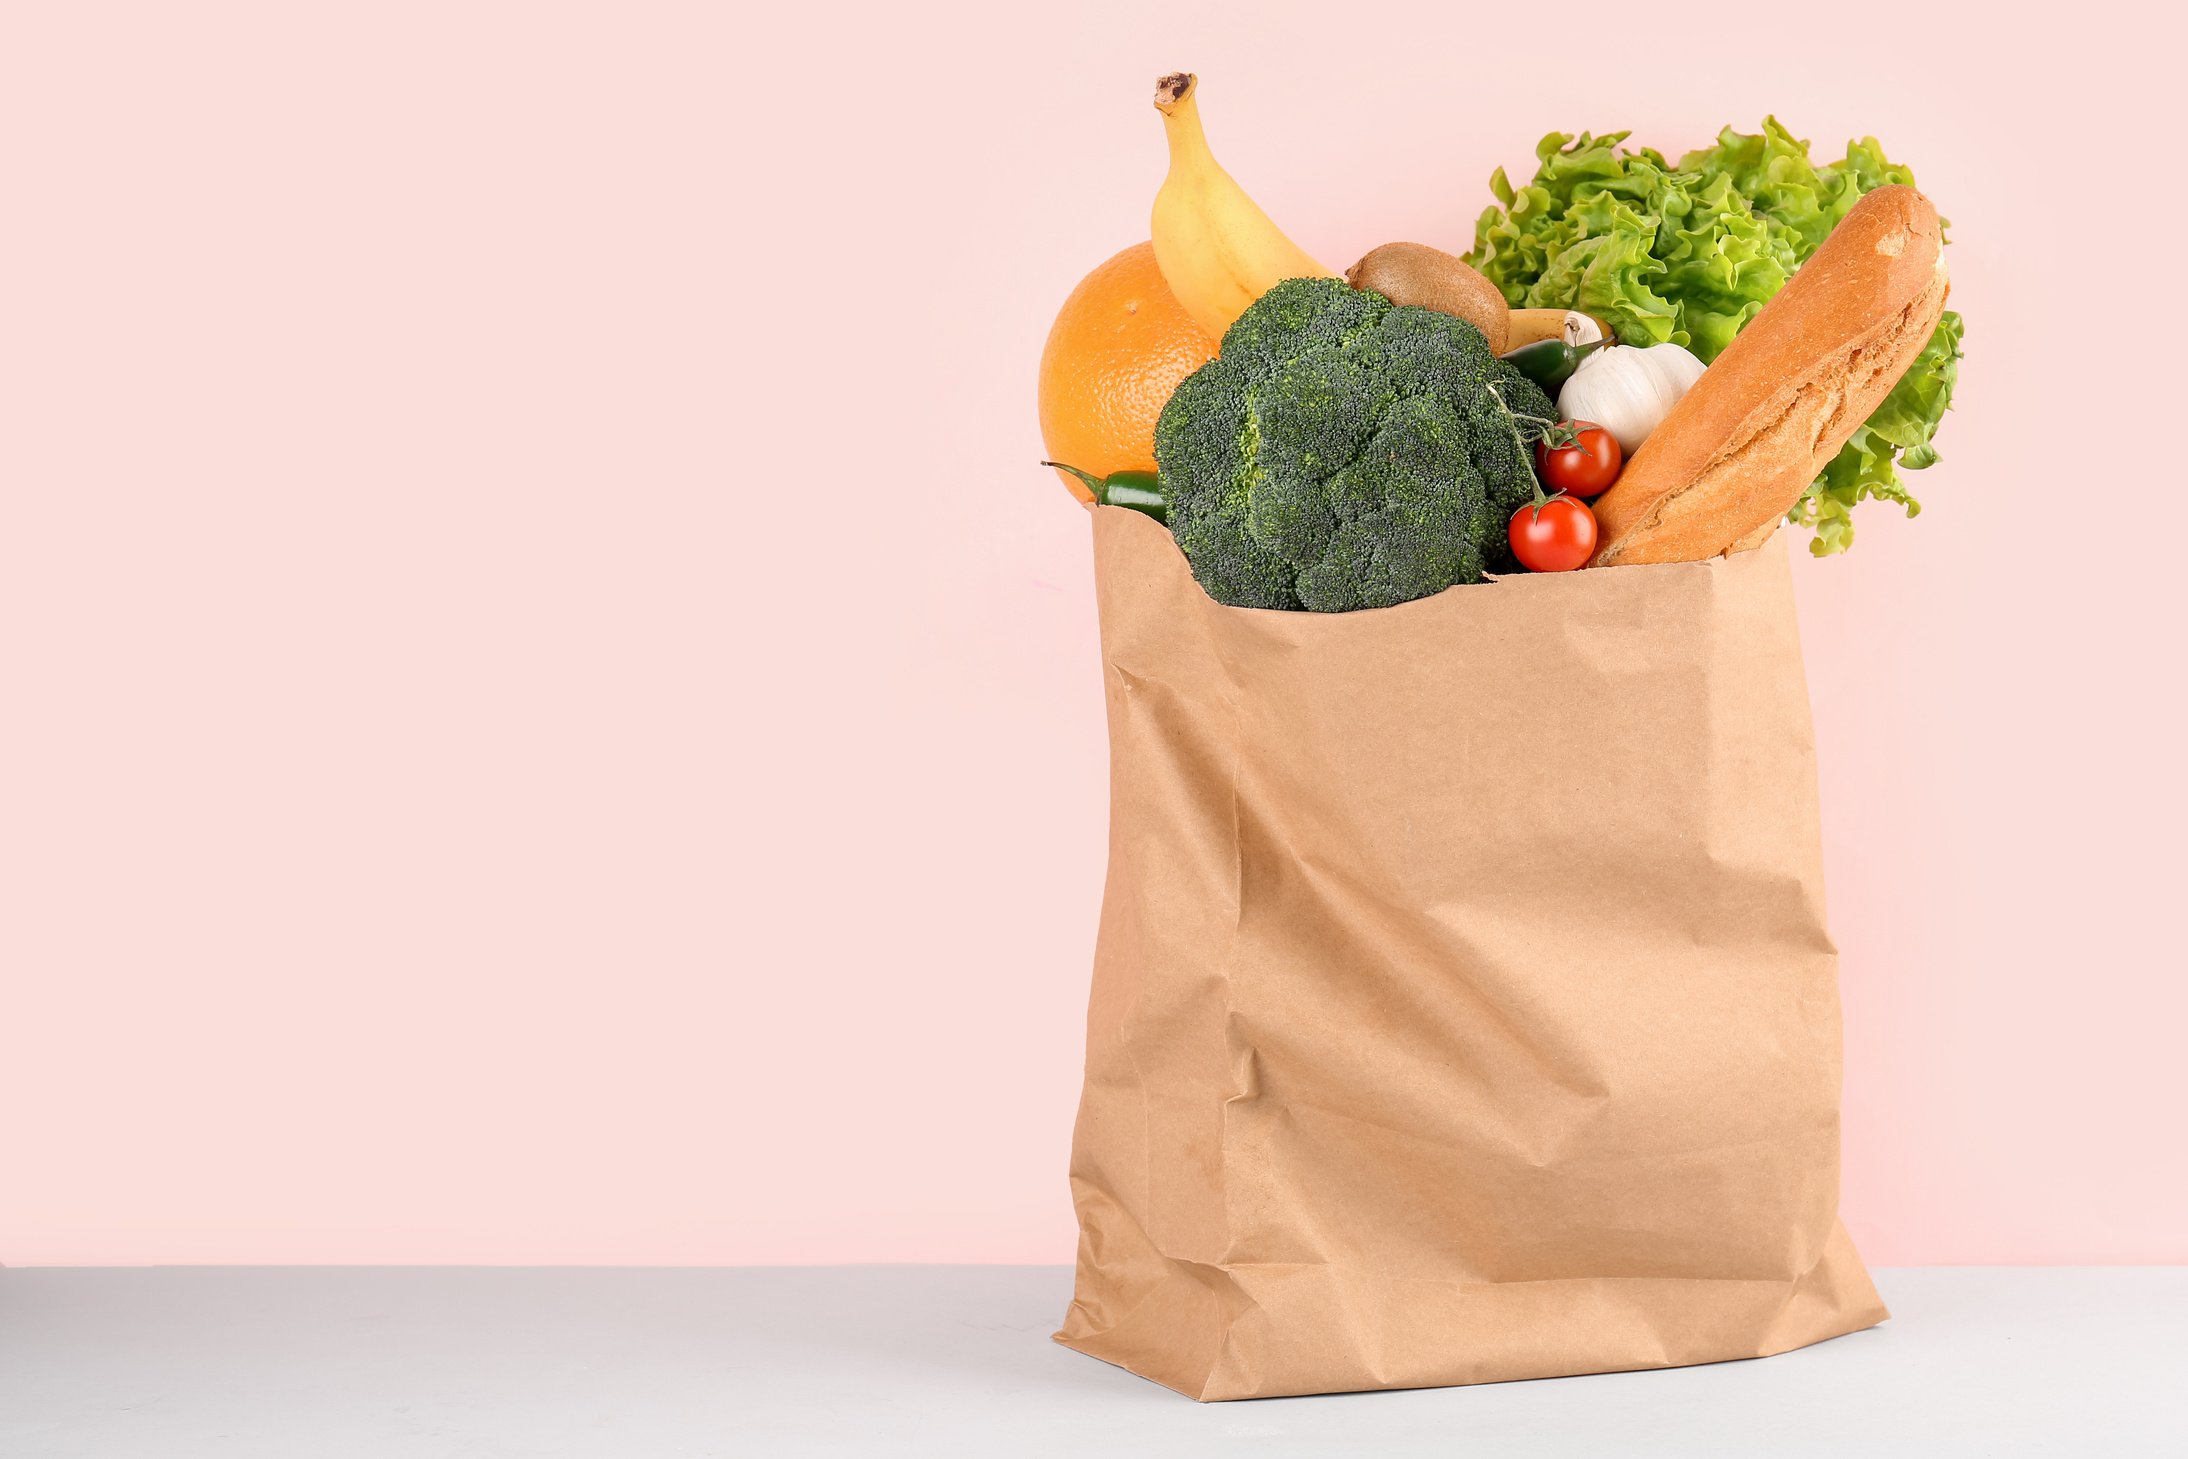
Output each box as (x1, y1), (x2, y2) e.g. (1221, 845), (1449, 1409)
(1155, 277), (1555, 613)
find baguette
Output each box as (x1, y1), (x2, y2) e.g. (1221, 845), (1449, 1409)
(1588, 185), (1949, 567)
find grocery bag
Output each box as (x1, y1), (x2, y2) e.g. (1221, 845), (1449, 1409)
(1055, 507), (1888, 1401)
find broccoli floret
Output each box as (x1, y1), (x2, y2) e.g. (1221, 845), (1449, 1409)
(1301, 394), (1483, 612)
(1155, 278), (1549, 611)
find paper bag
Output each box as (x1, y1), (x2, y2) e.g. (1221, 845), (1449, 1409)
(1055, 508), (1887, 1401)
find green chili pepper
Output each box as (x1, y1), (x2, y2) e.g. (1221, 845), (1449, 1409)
(1499, 336), (1611, 394)
(1043, 462), (1169, 524)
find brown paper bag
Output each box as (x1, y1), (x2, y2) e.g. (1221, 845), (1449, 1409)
(1055, 508), (1887, 1401)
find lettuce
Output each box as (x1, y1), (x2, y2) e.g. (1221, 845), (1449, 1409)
(1787, 311), (1963, 555)
(1466, 121), (1962, 555)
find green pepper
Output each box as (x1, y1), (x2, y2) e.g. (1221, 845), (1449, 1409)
(1499, 336), (1611, 394)
(1043, 462), (1169, 524)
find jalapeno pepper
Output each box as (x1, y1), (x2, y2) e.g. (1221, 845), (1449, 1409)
(1499, 336), (1611, 394)
(1043, 462), (1169, 524)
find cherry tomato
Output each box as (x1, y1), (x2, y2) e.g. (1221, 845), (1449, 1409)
(1536, 420), (1622, 498)
(1508, 494), (1598, 573)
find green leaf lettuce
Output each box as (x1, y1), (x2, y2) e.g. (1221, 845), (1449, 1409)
(1466, 120), (1962, 554)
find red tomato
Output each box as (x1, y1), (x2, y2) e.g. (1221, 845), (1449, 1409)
(1508, 494), (1598, 573)
(1536, 420), (1622, 498)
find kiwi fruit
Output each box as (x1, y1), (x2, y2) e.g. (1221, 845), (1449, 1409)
(1345, 242), (1510, 353)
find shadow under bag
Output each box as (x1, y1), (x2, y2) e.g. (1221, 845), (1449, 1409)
(1056, 508), (1887, 1401)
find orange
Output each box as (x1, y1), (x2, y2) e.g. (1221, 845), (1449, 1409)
(1037, 241), (1217, 502)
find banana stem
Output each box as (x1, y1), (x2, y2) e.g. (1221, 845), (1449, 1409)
(1154, 73), (1210, 173)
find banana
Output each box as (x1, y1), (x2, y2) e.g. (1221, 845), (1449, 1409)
(1150, 73), (1334, 339)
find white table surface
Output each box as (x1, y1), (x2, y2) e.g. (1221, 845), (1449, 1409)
(1, 1265), (2181, 1456)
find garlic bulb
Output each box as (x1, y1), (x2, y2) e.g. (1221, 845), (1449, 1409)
(1556, 342), (1705, 455)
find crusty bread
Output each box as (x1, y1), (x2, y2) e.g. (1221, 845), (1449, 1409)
(1588, 185), (1949, 567)
(1727, 520), (1779, 555)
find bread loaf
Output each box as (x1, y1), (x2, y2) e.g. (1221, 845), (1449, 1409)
(1588, 185), (1949, 567)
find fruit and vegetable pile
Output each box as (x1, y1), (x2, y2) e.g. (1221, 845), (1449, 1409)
(1037, 74), (1964, 612)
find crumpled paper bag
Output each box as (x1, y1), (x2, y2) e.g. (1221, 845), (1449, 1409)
(1055, 507), (1887, 1400)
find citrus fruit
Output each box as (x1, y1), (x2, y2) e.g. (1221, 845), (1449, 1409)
(1037, 241), (1217, 502)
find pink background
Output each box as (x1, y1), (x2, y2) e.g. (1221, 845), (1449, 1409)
(3, 3), (2179, 1267)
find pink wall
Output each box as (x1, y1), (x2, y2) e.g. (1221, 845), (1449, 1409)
(3, 3), (2178, 1267)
